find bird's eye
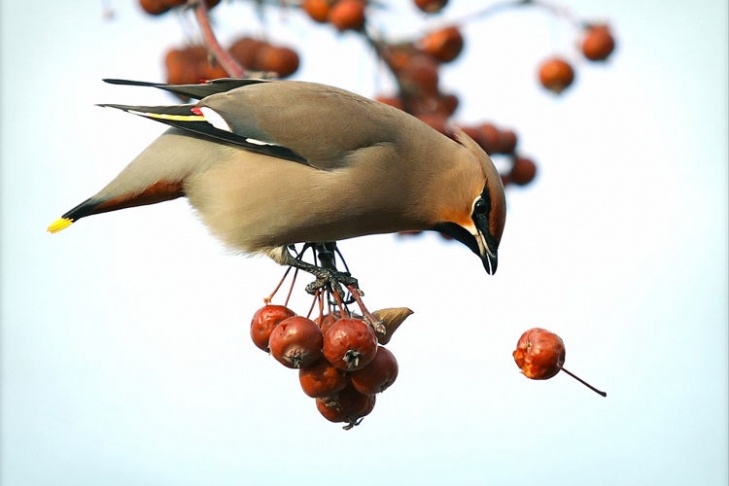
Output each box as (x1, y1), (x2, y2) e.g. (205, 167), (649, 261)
(473, 198), (488, 215)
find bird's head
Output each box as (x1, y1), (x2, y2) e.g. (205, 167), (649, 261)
(434, 128), (506, 275)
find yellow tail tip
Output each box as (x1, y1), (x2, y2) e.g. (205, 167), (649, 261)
(47, 218), (73, 233)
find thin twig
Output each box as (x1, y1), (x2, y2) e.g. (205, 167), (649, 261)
(187, 0), (246, 78)
(454, 0), (583, 29)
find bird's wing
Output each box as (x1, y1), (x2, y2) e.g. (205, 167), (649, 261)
(201, 81), (405, 169)
(100, 79), (412, 171)
(103, 78), (268, 100)
(97, 102), (309, 164)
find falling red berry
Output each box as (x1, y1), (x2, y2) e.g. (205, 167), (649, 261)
(513, 328), (607, 396)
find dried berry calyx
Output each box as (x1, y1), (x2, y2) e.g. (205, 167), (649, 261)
(371, 307), (414, 344)
(323, 318), (378, 371)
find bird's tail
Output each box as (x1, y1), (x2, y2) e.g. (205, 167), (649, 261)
(47, 180), (184, 233)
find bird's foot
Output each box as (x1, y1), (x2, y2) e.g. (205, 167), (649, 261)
(283, 242), (359, 302)
(303, 268), (358, 301)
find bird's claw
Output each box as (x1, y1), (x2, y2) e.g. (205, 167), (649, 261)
(303, 269), (358, 300)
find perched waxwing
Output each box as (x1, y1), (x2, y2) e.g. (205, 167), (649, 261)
(48, 78), (506, 284)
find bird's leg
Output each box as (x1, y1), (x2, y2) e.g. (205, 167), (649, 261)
(279, 243), (358, 298)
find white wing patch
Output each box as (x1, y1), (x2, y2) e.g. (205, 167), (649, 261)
(198, 107), (281, 148)
(199, 107), (232, 132)
(245, 138), (279, 146)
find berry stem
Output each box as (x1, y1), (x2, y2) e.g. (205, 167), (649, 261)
(284, 267), (299, 307)
(561, 367), (607, 397)
(264, 265), (292, 304)
(187, 0), (246, 78)
(329, 283), (348, 317)
(305, 289), (321, 320)
(346, 285), (386, 337)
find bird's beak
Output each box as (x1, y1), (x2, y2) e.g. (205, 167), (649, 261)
(433, 222), (498, 275)
(473, 228), (498, 275)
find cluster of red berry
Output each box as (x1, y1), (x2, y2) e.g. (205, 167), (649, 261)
(369, 20), (544, 189)
(165, 38), (299, 88)
(139, 0), (618, 193)
(300, 0), (450, 31)
(228, 37), (300, 78)
(134, 1), (613, 406)
(250, 301), (411, 429)
(301, 0), (366, 31)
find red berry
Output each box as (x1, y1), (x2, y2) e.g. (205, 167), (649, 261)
(302, 0), (332, 23)
(255, 44), (300, 78)
(512, 328), (565, 380)
(509, 156), (537, 186)
(323, 318), (378, 371)
(496, 129), (518, 154)
(268, 316), (323, 369)
(316, 312), (340, 335)
(375, 95), (404, 111)
(416, 113), (449, 135)
(299, 359), (348, 398)
(328, 0), (366, 32)
(581, 24), (616, 62)
(538, 57), (575, 94)
(350, 346), (399, 394)
(477, 122), (501, 154)
(439, 93), (459, 116)
(413, 0), (448, 14)
(165, 48), (197, 87)
(399, 54), (440, 96)
(139, 0), (172, 15)
(250, 305), (296, 352)
(315, 386), (376, 426)
(418, 26), (464, 63)
(229, 37), (265, 70)
(382, 46), (416, 73)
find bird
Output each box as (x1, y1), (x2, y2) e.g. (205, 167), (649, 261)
(48, 78), (506, 289)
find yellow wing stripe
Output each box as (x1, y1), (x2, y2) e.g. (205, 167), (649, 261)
(138, 113), (206, 122)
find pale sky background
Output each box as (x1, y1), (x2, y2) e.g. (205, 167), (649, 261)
(1, 0), (727, 485)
